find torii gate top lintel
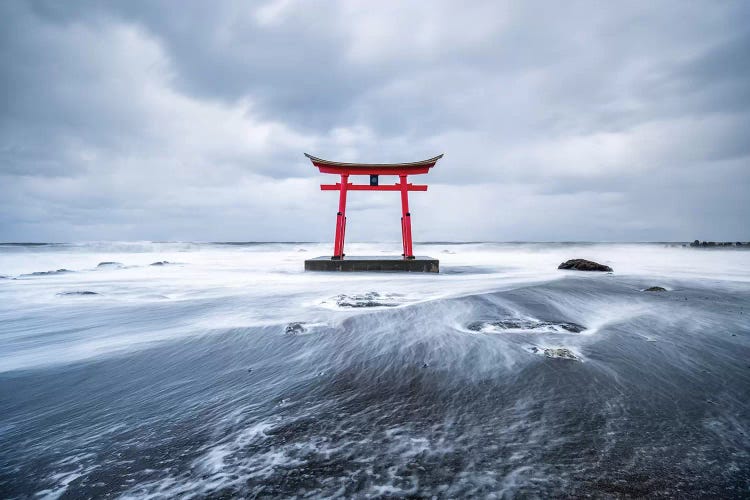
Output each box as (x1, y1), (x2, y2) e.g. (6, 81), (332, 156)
(305, 153), (443, 175)
(305, 153), (443, 260)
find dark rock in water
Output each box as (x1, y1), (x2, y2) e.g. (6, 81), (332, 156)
(58, 291), (99, 296)
(334, 292), (399, 308)
(441, 266), (497, 275)
(558, 259), (613, 272)
(644, 286), (667, 292)
(150, 261), (170, 266)
(529, 346), (580, 361)
(24, 269), (73, 276)
(285, 322), (307, 335)
(97, 261), (123, 268)
(468, 318), (585, 334)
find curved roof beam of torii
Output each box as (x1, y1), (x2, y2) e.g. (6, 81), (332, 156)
(304, 153), (443, 175)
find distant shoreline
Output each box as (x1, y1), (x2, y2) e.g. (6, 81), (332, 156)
(1, 240), (749, 246)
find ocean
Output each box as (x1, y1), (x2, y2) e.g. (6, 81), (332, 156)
(0, 242), (748, 498)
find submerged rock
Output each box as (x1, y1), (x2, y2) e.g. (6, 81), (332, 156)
(644, 286), (667, 292)
(529, 346), (581, 361)
(558, 259), (613, 272)
(467, 318), (585, 334)
(285, 322), (307, 335)
(23, 269), (73, 276)
(97, 261), (123, 268)
(150, 261), (170, 266)
(58, 291), (99, 296)
(334, 292), (400, 308)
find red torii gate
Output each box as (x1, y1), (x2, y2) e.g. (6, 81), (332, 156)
(305, 153), (443, 260)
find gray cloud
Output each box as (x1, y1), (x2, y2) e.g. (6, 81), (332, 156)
(1, 0), (748, 242)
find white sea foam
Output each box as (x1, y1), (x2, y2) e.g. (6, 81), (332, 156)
(2, 241), (747, 498)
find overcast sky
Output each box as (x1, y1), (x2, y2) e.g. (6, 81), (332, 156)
(1, 0), (748, 242)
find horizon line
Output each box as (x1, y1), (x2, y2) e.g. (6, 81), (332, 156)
(2, 240), (744, 245)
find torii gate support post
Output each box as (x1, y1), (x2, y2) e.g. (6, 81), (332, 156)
(333, 174), (348, 259)
(400, 175), (414, 259)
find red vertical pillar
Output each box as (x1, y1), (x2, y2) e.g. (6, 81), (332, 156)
(399, 175), (414, 259)
(401, 215), (407, 258)
(333, 174), (348, 259)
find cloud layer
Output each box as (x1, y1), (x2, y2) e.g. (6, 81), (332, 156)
(2, 0), (749, 242)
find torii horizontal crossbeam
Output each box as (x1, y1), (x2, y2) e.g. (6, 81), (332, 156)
(320, 183), (428, 191)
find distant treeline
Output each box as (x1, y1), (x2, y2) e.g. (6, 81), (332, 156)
(688, 240), (750, 248)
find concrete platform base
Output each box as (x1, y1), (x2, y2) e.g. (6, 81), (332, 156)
(305, 256), (439, 273)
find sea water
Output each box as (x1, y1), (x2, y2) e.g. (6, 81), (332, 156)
(0, 242), (748, 497)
